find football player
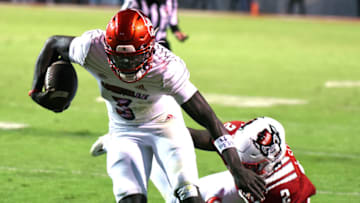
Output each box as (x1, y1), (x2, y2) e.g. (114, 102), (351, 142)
(28, 9), (265, 203)
(150, 117), (316, 203)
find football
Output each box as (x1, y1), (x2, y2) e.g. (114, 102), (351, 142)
(44, 60), (78, 110)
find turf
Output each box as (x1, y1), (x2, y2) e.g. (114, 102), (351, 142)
(0, 4), (359, 203)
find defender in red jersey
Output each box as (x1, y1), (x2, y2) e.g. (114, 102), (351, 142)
(150, 117), (316, 203)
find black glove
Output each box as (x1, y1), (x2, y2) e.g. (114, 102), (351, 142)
(29, 89), (69, 113)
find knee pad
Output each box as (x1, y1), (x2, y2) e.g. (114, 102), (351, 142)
(175, 184), (200, 201)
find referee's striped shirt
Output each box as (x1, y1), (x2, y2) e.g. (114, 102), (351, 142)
(121, 0), (180, 42)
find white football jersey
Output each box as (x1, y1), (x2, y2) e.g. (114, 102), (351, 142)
(68, 29), (197, 132)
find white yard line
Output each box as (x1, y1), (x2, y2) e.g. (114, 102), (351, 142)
(325, 81), (360, 88)
(96, 95), (308, 108)
(203, 94), (307, 107)
(0, 122), (28, 130)
(96, 96), (105, 102)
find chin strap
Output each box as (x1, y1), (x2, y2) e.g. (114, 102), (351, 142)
(110, 59), (152, 83)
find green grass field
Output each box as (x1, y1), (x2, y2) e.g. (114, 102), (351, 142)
(1, 3), (360, 203)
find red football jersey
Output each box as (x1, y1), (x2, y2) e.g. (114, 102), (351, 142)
(260, 145), (316, 203)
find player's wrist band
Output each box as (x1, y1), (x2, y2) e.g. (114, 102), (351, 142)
(214, 134), (235, 154)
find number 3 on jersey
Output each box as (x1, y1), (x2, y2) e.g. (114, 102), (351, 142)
(112, 96), (135, 120)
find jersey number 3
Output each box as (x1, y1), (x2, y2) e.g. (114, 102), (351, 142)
(112, 96), (135, 120)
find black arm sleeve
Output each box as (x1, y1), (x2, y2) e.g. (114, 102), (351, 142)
(31, 35), (75, 91)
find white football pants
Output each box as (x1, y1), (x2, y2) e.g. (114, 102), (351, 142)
(103, 118), (199, 202)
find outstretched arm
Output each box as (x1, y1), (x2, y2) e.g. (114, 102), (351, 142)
(187, 128), (215, 151)
(29, 35), (75, 112)
(181, 91), (266, 201)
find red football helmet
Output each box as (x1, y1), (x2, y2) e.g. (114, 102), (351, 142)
(105, 9), (156, 83)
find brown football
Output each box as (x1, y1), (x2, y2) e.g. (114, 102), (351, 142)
(44, 60), (78, 109)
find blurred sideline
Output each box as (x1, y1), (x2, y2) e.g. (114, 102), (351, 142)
(1, 2), (360, 22)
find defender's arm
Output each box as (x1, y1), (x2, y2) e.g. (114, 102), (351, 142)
(187, 127), (215, 151)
